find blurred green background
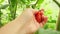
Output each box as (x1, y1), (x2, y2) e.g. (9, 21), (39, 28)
(0, 0), (60, 34)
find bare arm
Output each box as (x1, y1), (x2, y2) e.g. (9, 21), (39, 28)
(0, 8), (47, 34)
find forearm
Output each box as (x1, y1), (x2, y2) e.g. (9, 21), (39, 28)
(0, 8), (39, 34)
(0, 18), (23, 34)
(0, 10), (33, 34)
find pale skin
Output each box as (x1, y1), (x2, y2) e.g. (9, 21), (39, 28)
(0, 8), (47, 34)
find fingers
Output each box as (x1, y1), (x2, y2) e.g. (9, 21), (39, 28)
(40, 15), (48, 27)
(31, 9), (48, 27)
(43, 16), (48, 23)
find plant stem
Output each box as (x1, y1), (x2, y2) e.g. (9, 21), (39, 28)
(8, 0), (17, 21)
(53, 0), (60, 7)
(53, 0), (60, 31)
(32, 0), (39, 9)
(56, 8), (60, 31)
(0, 9), (2, 27)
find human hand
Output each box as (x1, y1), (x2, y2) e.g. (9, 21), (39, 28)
(16, 8), (48, 34)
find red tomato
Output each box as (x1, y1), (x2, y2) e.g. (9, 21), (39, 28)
(34, 11), (41, 23)
(34, 9), (44, 23)
(39, 9), (44, 15)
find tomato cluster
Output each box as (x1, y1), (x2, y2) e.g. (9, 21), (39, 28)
(34, 9), (45, 23)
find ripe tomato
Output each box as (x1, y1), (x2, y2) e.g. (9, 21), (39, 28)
(34, 9), (44, 23)
(34, 11), (41, 23)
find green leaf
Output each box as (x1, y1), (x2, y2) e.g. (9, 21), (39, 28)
(0, 4), (9, 9)
(0, 0), (4, 3)
(32, 0), (44, 9)
(8, 0), (17, 21)
(37, 0), (44, 5)
(35, 28), (60, 34)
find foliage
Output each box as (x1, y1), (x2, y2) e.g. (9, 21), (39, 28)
(8, 0), (17, 21)
(0, 0), (60, 34)
(53, 0), (60, 31)
(35, 28), (60, 34)
(44, 23), (56, 30)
